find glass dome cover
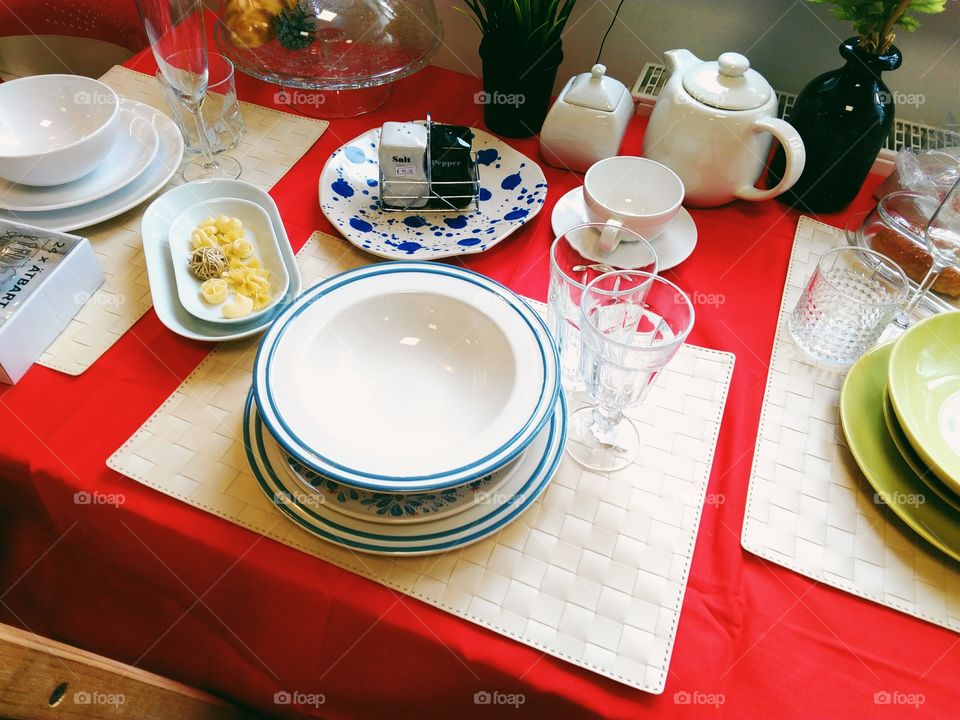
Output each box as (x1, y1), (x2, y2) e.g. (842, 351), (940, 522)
(215, 0), (442, 90)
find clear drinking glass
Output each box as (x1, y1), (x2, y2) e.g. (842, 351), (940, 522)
(548, 223), (658, 394)
(135, 0), (241, 180)
(567, 270), (695, 472)
(787, 246), (908, 365)
(157, 53), (245, 154)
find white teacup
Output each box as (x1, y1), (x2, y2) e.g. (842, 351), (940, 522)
(583, 156), (685, 253)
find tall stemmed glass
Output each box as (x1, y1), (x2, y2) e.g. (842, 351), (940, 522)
(568, 270), (695, 472)
(894, 175), (960, 327)
(135, 0), (241, 181)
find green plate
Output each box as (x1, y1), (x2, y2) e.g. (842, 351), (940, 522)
(882, 387), (960, 513)
(840, 342), (960, 562)
(888, 312), (960, 495)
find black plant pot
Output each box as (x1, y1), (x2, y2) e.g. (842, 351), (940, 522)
(479, 39), (562, 139)
(769, 37), (902, 213)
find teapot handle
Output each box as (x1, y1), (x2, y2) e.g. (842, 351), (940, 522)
(735, 117), (806, 202)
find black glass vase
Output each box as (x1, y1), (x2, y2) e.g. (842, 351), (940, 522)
(479, 39), (562, 139)
(769, 37), (901, 213)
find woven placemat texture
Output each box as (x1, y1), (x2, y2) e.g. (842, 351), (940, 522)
(38, 65), (327, 376)
(108, 230), (735, 693)
(742, 216), (960, 633)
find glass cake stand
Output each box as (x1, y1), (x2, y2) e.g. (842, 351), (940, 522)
(214, 0), (442, 117)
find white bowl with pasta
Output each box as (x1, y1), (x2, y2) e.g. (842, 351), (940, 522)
(168, 198), (290, 325)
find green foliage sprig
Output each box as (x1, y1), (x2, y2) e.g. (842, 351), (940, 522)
(809, 0), (948, 54)
(459, 0), (577, 49)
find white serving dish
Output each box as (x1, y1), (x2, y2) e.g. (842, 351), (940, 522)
(246, 390), (567, 555)
(0, 99), (183, 232)
(0, 75), (120, 186)
(319, 126), (547, 260)
(0, 107), (159, 212)
(141, 179), (302, 342)
(168, 198), (289, 325)
(253, 262), (561, 492)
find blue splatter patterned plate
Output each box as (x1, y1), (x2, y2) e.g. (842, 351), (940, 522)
(319, 126), (548, 260)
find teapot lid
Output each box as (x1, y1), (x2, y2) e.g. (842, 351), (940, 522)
(563, 64), (625, 112)
(681, 52), (771, 110)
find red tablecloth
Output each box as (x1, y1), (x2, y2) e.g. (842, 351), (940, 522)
(2, 46), (958, 720)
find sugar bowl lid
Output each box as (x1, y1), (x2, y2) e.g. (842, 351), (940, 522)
(681, 52), (772, 111)
(563, 64), (626, 112)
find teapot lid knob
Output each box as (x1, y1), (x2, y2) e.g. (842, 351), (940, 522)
(718, 52), (750, 78)
(591, 64), (606, 79)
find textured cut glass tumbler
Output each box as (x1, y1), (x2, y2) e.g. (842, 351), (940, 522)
(787, 246), (908, 365)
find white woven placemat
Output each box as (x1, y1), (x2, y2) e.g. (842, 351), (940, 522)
(741, 216), (960, 632)
(37, 65), (327, 376)
(107, 229), (735, 693)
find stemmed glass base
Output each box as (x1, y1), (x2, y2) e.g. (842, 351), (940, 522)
(566, 406), (640, 472)
(182, 153), (241, 182)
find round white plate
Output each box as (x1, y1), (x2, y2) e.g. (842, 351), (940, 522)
(140, 178), (303, 342)
(253, 262), (561, 493)
(0, 99), (184, 232)
(551, 186), (698, 271)
(284, 451), (517, 525)
(246, 390), (566, 555)
(0, 101), (160, 211)
(319, 126), (547, 260)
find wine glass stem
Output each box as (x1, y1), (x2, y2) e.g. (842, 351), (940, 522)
(591, 404), (623, 439)
(187, 99), (220, 170)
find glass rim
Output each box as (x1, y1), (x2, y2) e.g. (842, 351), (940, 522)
(549, 223), (659, 289)
(815, 246), (909, 305)
(579, 270), (696, 352)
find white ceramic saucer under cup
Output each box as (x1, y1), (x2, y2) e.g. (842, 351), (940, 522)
(551, 186), (697, 271)
(0, 98), (183, 232)
(253, 262), (561, 493)
(0, 103), (160, 212)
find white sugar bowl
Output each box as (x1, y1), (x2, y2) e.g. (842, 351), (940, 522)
(540, 64), (634, 173)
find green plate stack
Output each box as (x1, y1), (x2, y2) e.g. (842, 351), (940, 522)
(840, 312), (960, 561)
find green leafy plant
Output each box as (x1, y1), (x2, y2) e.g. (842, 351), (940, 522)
(809, 0), (949, 54)
(459, 0), (577, 49)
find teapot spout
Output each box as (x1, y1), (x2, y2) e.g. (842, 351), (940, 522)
(663, 49), (699, 74)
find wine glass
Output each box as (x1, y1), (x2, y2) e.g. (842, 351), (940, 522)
(568, 270), (695, 472)
(135, 0), (241, 181)
(548, 223), (658, 394)
(894, 176), (960, 327)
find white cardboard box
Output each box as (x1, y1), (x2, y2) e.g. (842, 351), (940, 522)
(0, 221), (103, 384)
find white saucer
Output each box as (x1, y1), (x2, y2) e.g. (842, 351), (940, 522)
(551, 186), (697, 271)
(0, 99), (184, 232)
(0, 102), (160, 212)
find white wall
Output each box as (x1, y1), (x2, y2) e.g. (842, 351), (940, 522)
(431, 0), (960, 129)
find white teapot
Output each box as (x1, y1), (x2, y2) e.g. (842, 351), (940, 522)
(642, 50), (805, 207)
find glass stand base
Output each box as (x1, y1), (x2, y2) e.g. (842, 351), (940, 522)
(278, 84), (393, 119)
(182, 154), (242, 182)
(565, 407), (640, 473)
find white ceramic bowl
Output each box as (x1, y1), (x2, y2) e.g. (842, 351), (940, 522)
(0, 75), (120, 186)
(253, 262), (561, 492)
(168, 197), (291, 325)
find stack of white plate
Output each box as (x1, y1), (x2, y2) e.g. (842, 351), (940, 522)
(0, 76), (184, 233)
(244, 261), (565, 555)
